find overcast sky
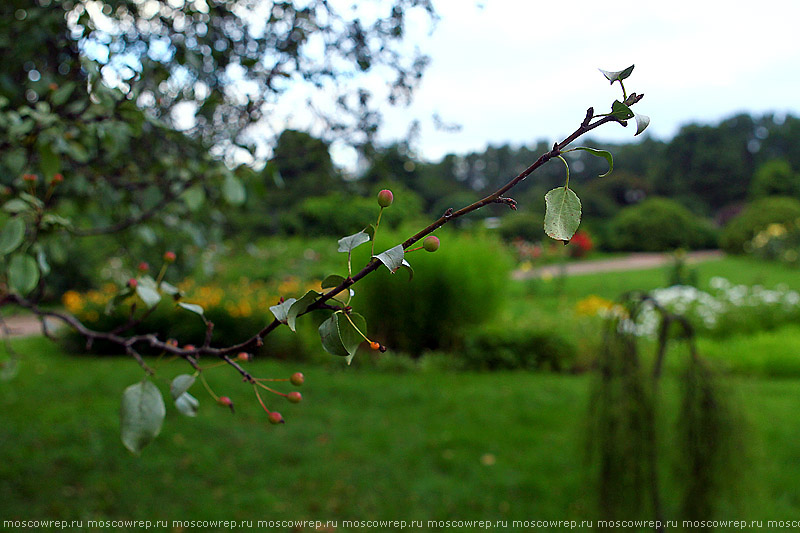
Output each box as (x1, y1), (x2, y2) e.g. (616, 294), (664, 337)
(362, 0), (800, 164)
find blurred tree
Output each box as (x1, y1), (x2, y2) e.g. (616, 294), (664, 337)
(0, 0), (437, 283)
(749, 159), (800, 199)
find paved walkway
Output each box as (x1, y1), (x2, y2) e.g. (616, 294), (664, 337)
(512, 250), (724, 280)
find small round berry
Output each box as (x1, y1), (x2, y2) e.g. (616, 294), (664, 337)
(127, 278), (138, 289)
(183, 344), (196, 352)
(218, 396), (233, 407)
(423, 235), (440, 252)
(290, 372), (304, 386)
(268, 411), (285, 425)
(163, 251), (176, 263)
(51, 173), (64, 184)
(218, 396), (234, 412)
(287, 391), (302, 404)
(166, 338), (179, 347)
(137, 262), (150, 273)
(23, 173), (37, 183)
(377, 189), (394, 208)
(48, 83), (58, 91)
(370, 341), (380, 351)
(237, 352), (251, 362)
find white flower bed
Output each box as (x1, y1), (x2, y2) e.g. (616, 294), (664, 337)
(626, 277), (800, 337)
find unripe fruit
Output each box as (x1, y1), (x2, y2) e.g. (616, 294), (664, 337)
(218, 396), (234, 412)
(423, 235), (440, 252)
(163, 251), (176, 263)
(377, 189), (394, 208)
(127, 278), (138, 289)
(268, 411), (285, 425)
(137, 262), (150, 273)
(166, 338), (179, 347)
(237, 352), (251, 362)
(287, 391), (302, 404)
(290, 372), (304, 386)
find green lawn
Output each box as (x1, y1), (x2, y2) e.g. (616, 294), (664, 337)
(3, 255), (800, 530)
(3, 335), (800, 530)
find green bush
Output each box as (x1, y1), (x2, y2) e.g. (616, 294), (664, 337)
(607, 197), (717, 252)
(460, 322), (577, 371)
(720, 196), (800, 253)
(357, 232), (513, 356)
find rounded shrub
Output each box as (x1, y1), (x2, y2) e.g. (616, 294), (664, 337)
(461, 322), (577, 371)
(607, 197), (718, 252)
(720, 196), (800, 254)
(357, 232), (513, 356)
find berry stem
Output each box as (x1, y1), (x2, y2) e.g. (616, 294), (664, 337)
(198, 373), (219, 402)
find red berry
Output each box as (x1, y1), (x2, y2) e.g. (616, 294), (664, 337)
(237, 352), (251, 362)
(127, 278), (138, 289)
(377, 189), (394, 208)
(51, 173), (64, 184)
(137, 262), (150, 272)
(423, 235), (440, 252)
(166, 338), (179, 347)
(370, 341), (380, 351)
(183, 344), (196, 352)
(23, 173), (37, 183)
(287, 391), (302, 404)
(268, 411), (285, 425)
(163, 251), (176, 263)
(290, 372), (304, 386)
(218, 396), (234, 413)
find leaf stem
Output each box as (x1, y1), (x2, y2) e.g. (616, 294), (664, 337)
(557, 155), (570, 189)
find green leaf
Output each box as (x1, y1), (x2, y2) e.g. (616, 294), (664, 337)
(610, 100), (634, 121)
(269, 298), (297, 323)
(319, 315), (349, 357)
(51, 82), (76, 106)
(338, 231), (370, 253)
(599, 65), (634, 83)
(572, 147), (614, 178)
(0, 218), (25, 255)
(174, 392), (199, 417)
(318, 313), (368, 364)
(634, 113), (651, 136)
(8, 254), (39, 294)
(339, 312), (367, 365)
(160, 281), (181, 299)
(400, 259), (414, 281)
(2, 199), (30, 214)
(375, 244), (405, 273)
(544, 187), (582, 243)
(135, 278), (161, 309)
(35, 247), (50, 276)
(38, 143), (60, 179)
(120, 380), (165, 454)
(182, 185), (206, 211)
(321, 274), (346, 289)
(287, 290), (321, 331)
(178, 302), (204, 317)
(170, 374), (196, 400)
(222, 175), (246, 205)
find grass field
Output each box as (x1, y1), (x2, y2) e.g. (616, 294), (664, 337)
(2, 255), (800, 531)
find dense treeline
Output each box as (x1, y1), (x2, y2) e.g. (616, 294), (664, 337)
(253, 113), (800, 251)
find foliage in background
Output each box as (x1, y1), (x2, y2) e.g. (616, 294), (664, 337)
(747, 219), (800, 267)
(358, 232), (513, 356)
(720, 196), (800, 253)
(606, 197), (717, 251)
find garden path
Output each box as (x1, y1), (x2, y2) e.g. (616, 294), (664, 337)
(512, 249), (724, 280)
